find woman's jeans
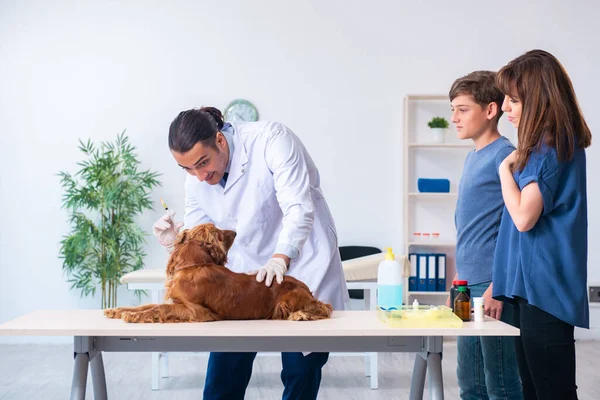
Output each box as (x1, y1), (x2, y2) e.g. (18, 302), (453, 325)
(513, 297), (578, 400)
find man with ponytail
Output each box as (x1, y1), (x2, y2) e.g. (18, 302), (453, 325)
(152, 106), (347, 399)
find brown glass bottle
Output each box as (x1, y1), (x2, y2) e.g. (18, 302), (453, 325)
(454, 286), (471, 321)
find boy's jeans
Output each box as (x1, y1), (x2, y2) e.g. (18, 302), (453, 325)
(457, 281), (523, 400)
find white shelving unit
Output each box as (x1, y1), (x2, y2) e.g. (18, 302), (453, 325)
(403, 94), (473, 304)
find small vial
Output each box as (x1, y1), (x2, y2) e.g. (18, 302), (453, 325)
(412, 299), (419, 311)
(423, 233), (431, 240)
(413, 232), (422, 241)
(473, 297), (484, 322)
(432, 232), (440, 240)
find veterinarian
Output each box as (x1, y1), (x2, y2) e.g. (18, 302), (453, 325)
(152, 106), (348, 400)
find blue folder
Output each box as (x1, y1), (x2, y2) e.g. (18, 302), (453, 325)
(436, 254), (447, 291)
(409, 253), (417, 291)
(427, 254), (437, 291)
(417, 254), (428, 291)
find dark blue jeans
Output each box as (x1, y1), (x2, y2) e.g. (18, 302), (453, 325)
(513, 297), (578, 400)
(202, 352), (329, 400)
(457, 282), (523, 400)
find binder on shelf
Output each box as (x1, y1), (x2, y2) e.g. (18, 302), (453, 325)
(409, 253), (417, 291)
(417, 254), (428, 291)
(437, 254), (447, 291)
(427, 254), (437, 291)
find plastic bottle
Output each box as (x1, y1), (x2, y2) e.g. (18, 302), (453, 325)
(450, 280), (470, 311)
(454, 286), (471, 321)
(412, 299), (419, 311)
(377, 248), (403, 310)
(473, 297), (485, 322)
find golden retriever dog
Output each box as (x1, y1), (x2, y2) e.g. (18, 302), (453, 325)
(104, 223), (333, 323)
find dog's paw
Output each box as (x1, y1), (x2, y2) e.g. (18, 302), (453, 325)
(288, 308), (331, 321)
(122, 311), (159, 323)
(122, 312), (142, 323)
(104, 308), (122, 319)
(288, 311), (313, 321)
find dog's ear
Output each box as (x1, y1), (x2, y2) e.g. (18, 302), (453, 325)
(222, 230), (237, 251)
(176, 230), (189, 245)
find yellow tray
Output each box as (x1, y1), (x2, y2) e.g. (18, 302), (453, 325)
(378, 305), (464, 328)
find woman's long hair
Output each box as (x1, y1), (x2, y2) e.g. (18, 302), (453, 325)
(496, 49), (591, 171)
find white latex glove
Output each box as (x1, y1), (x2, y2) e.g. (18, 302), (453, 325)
(255, 258), (288, 287)
(152, 210), (184, 252)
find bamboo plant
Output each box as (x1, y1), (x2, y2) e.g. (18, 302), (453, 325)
(58, 133), (161, 308)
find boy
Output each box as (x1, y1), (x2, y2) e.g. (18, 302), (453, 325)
(449, 71), (523, 399)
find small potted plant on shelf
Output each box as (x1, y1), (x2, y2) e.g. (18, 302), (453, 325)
(427, 117), (449, 143)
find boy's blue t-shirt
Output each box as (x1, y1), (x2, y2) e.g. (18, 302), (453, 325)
(455, 136), (515, 285)
(492, 146), (589, 328)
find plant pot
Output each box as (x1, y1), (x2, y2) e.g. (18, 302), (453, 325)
(431, 128), (446, 143)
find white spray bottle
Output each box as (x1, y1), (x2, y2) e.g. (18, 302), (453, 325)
(377, 248), (403, 310)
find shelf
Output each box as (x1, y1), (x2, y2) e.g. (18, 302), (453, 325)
(408, 241), (456, 247)
(408, 291), (449, 296)
(408, 143), (473, 148)
(408, 192), (457, 198)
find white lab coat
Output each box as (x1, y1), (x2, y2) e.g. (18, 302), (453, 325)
(183, 121), (348, 309)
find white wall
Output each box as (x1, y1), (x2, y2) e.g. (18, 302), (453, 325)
(1, 0), (599, 343)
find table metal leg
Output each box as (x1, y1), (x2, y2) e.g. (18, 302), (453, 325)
(427, 352), (444, 400)
(368, 287), (379, 389)
(369, 352), (379, 389)
(151, 288), (162, 390)
(160, 352), (169, 378)
(152, 352), (160, 390)
(363, 289), (371, 378)
(409, 352), (427, 400)
(90, 351), (108, 400)
(70, 353), (89, 400)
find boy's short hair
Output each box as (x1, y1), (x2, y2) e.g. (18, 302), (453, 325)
(449, 71), (504, 122)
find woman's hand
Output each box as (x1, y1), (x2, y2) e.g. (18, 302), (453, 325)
(500, 149), (517, 172)
(482, 284), (503, 320)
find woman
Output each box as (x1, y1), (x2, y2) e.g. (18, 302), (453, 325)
(493, 49), (592, 399)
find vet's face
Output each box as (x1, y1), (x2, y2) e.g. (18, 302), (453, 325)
(174, 224), (237, 265)
(172, 132), (229, 185)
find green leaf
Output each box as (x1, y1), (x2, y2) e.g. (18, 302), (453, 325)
(427, 116), (449, 129)
(58, 132), (162, 308)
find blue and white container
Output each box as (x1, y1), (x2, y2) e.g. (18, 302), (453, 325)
(377, 248), (404, 310)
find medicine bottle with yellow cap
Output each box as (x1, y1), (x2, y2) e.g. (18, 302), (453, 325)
(377, 248), (403, 310)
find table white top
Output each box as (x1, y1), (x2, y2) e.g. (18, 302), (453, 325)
(0, 310), (519, 337)
(119, 252), (400, 284)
